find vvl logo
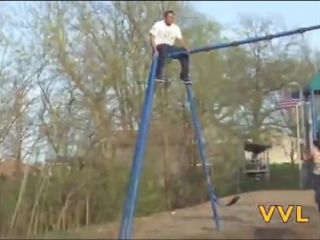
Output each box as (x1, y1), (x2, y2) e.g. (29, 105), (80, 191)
(258, 205), (309, 223)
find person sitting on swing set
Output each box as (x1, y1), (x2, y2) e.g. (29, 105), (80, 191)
(306, 138), (320, 215)
(149, 10), (191, 85)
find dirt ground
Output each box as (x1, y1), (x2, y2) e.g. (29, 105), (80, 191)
(99, 190), (319, 239)
(45, 190), (319, 239)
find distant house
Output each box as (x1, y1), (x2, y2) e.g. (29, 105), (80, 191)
(0, 158), (40, 178)
(43, 156), (86, 177)
(268, 134), (302, 164)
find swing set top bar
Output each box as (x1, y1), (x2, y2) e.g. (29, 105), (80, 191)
(170, 25), (320, 58)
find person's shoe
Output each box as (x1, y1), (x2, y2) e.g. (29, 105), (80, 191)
(155, 79), (165, 83)
(180, 73), (192, 85)
(181, 78), (192, 85)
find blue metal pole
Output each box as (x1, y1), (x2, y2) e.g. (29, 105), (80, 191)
(170, 25), (320, 58)
(310, 90), (317, 139)
(118, 57), (158, 239)
(185, 85), (220, 230)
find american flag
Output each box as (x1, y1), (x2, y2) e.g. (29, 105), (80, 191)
(275, 93), (301, 110)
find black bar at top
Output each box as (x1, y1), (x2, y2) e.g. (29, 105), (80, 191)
(169, 24), (320, 58)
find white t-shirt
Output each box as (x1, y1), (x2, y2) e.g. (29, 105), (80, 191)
(149, 20), (182, 46)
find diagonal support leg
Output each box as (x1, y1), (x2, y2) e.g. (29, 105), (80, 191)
(185, 85), (220, 231)
(118, 57), (158, 240)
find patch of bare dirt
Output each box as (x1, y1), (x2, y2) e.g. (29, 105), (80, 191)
(62, 190), (320, 239)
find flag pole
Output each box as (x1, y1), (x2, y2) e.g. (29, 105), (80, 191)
(299, 87), (306, 189)
(295, 103), (302, 189)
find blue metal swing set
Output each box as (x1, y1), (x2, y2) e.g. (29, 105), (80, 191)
(118, 24), (320, 239)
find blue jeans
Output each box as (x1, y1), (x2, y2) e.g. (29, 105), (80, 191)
(314, 173), (320, 211)
(155, 44), (189, 81)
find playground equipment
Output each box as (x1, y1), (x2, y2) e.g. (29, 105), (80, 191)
(118, 25), (320, 239)
(244, 141), (272, 180)
(305, 71), (320, 145)
(290, 71), (320, 188)
(292, 71), (320, 145)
